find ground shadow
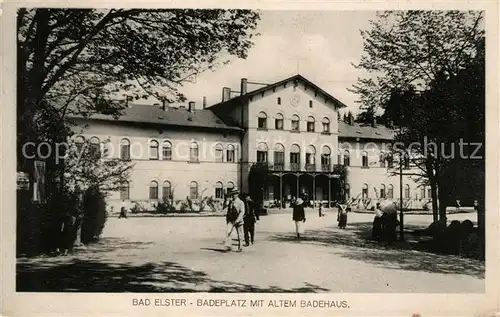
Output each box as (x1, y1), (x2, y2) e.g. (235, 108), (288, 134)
(268, 222), (485, 279)
(17, 259), (330, 293)
(17, 237), (330, 293)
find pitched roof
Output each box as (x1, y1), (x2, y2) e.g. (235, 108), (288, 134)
(71, 103), (242, 132)
(208, 74), (348, 109)
(338, 121), (395, 141)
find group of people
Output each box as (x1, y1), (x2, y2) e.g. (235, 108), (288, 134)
(371, 202), (398, 244)
(223, 189), (259, 252)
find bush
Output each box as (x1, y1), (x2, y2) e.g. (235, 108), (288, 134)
(81, 187), (108, 244)
(155, 198), (176, 214)
(130, 201), (147, 214)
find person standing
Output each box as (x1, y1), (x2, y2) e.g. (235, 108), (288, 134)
(119, 200), (128, 219)
(337, 202), (348, 229)
(224, 189), (245, 252)
(243, 194), (256, 246)
(292, 198), (306, 239)
(372, 202), (383, 240)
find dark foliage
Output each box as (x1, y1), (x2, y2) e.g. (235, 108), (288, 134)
(81, 187), (108, 244)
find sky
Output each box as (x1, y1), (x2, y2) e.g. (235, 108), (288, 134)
(141, 10), (378, 114)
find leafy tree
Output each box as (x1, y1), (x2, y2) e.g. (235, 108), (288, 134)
(17, 8), (261, 173)
(248, 162), (271, 208)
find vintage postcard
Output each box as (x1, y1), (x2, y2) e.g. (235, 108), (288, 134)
(1, 0), (499, 316)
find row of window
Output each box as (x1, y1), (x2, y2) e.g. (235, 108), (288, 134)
(120, 181), (236, 200)
(255, 145), (410, 169)
(75, 136), (237, 162)
(257, 112), (331, 133)
(357, 184), (431, 199)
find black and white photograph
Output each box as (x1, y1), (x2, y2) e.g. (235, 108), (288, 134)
(2, 2), (499, 316)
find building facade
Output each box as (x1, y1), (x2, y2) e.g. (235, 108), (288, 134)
(74, 75), (431, 211)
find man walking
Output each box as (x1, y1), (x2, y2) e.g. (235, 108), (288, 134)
(224, 189), (245, 252)
(243, 194), (257, 246)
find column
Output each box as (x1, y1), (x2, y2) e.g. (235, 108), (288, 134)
(312, 175), (316, 203)
(279, 174), (283, 209)
(328, 177), (331, 208)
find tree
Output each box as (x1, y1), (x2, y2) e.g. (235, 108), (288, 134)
(352, 11), (484, 226)
(350, 11), (484, 115)
(17, 8), (261, 172)
(248, 163), (271, 208)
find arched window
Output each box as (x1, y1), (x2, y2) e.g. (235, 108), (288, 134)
(404, 184), (410, 199)
(189, 181), (198, 199)
(120, 181), (130, 200)
(215, 182), (224, 199)
(162, 181), (172, 200)
(149, 140), (159, 160)
(290, 144), (301, 171)
(120, 138), (130, 160)
(258, 111), (267, 129)
(89, 136), (101, 159)
(291, 114), (300, 131)
(256, 142), (268, 163)
(307, 116), (315, 132)
(190, 142), (199, 162)
(362, 183), (369, 198)
(306, 145), (316, 170)
(215, 143), (224, 162)
(321, 146), (331, 171)
(387, 184), (394, 199)
(420, 186), (426, 199)
(380, 184), (386, 199)
(344, 183), (351, 200)
(362, 151), (369, 167)
(227, 144), (235, 163)
(275, 113), (284, 130)
(322, 117), (330, 133)
(149, 181), (159, 200)
(162, 141), (172, 160)
(343, 150), (350, 166)
(273, 143), (285, 170)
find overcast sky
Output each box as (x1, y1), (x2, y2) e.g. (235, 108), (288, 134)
(144, 10), (378, 114)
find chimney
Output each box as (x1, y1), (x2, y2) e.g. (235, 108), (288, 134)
(202, 96), (207, 109)
(188, 101), (195, 113)
(222, 87), (231, 102)
(240, 78), (248, 95)
(372, 117), (377, 127)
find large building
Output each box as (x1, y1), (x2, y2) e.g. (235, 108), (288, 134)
(73, 74), (430, 211)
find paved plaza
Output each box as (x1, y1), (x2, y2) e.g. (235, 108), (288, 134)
(17, 210), (484, 293)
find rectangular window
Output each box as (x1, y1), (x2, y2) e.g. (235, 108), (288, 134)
(227, 149), (235, 162)
(307, 122), (315, 132)
(388, 155), (394, 168)
(150, 147), (159, 160)
(291, 120), (300, 131)
(362, 156), (368, 167)
(257, 151), (268, 163)
(380, 189), (386, 199)
(362, 188), (368, 198)
(290, 153), (300, 170)
(322, 123), (330, 133)
(149, 187), (158, 200)
(215, 187), (224, 199)
(215, 149), (223, 162)
(190, 187), (198, 200)
(162, 187), (171, 201)
(427, 187), (432, 198)
(274, 152), (284, 164)
(163, 147), (172, 160)
(190, 148), (199, 162)
(405, 187), (410, 199)
(120, 185), (130, 200)
(387, 188), (394, 199)
(258, 118), (267, 129)
(275, 119), (284, 130)
(121, 145), (130, 160)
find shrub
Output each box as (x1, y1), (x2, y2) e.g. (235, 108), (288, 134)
(81, 187), (108, 244)
(155, 198), (176, 214)
(130, 201), (147, 214)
